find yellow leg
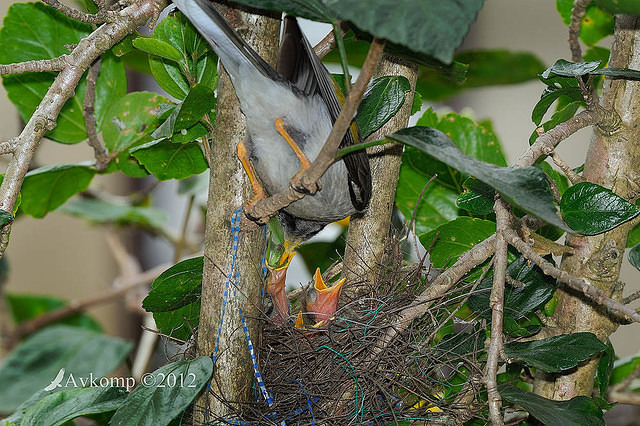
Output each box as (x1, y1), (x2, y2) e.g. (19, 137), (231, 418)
(274, 118), (321, 193)
(237, 141), (267, 209)
(275, 118), (311, 169)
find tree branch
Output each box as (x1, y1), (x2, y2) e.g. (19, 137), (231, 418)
(83, 59), (110, 172)
(505, 229), (640, 324)
(0, 56), (69, 75)
(40, 0), (120, 24)
(0, 0), (167, 257)
(569, 0), (592, 62)
(486, 198), (510, 426)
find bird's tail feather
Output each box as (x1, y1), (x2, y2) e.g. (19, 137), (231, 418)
(172, 0), (281, 84)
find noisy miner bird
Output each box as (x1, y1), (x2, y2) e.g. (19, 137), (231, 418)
(173, 0), (371, 323)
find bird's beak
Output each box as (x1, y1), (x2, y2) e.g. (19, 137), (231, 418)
(306, 268), (346, 326)
(265, 251), (296, 325)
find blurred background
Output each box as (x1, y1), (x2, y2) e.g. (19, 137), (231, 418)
(0, 0), (637, 362)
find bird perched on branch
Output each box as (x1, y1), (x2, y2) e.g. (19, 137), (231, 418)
(173, 0), (371, 323)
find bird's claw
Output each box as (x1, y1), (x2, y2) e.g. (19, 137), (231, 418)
(290, 173), (321, 195)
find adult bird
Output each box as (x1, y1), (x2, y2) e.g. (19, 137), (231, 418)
(172, 0), (371, 323)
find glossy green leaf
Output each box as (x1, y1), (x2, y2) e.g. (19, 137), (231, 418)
(95, 52), (127, 130)
(395, 163), (460, 236)
(131, 139), (208, 181)
(143, 257), (203, 313)
(560, 182), (639, 235)
(110, 357), (212, 426)
(0, 3), (92, 143)
(153, 302), (200, 342)
(390, 126), (570, 231)
(174, 85), (216, 132)
(356, 76), (410, 138)
(531, 78), (582, 126)
(503, 312), (543, 337)
(233, 0), (483, 64)
(60, 198), (167, 230)
(456, 178), (495, 216)
(102, 92), (167, 155)
(20, 386), (127, 426)
(537, 161), (570, 197)
(596, 0), (640, 14)
(171, 121), (210, 144)
(20, 165), (96, 218)
(628, 242), (640, 271)
(542, 59), (601, 79)
(421, 217), (495, 268)
(595, 339), (614, 397)
(504, 332), (606, 373)
(418, 49), (546, 101)
(593, 67), (640, 80)
(468, 256), (557, 320)
(499, 383), (605, 426)
(133, 37), (183, 62)
(5, 293), (102, 333)
(627, 222), (640, 248)
(149, 14), (217, 99)
(0, 210), (14, 227)
(0, 325), (131, 412)
(556, 0), (614, 46)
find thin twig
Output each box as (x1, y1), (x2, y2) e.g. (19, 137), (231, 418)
(486, 197), (510, 426)
(313, 21), (349, 59)
(0, 0), (167, 257)
(83, 59), (110, 171)
(40, 0), (119, 23)
(0, 56), (69, 75)
(505, 229), (640, 324)
(248, 37), (386, 222)
(514, 108), (617, 168)
(569, 0), (592, 62)
(623, 288), (640, 305)
(549, 151), (581, 184)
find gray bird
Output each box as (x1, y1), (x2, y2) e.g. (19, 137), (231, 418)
(173, 0), (371, 323)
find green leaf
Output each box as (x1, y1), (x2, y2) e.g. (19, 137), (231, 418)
(556, 1), (614, 46)
(560, 182), (639, 235)
(20, 386), (127, 426)
(595, 339), (614, 397)
(0, 325), (131, 412)
(530, 100), (583, 145)
(110, 357), (213, 426)
(499, 383), (605, 426)
(5, 293), (102, 332)
(356, 76), (410, 138)
(173, 85), (216, 132)
(611, 355), (640, 386)
(532, 78), (582, 126)
(434, 328), (484, 362)
(59, 198), (167, 230)
(133, 37), (183, 62)
(456, 178), (495, 216)
(102, 92), (167, 156)
(468, 256), (557, 320)
(418, 49), (546, 101)
(503, 312), (543, 337)
(153, 302), (200, 342)
(504, 332), (606, 373)
(20, 165), (95, 218)
(149, 14), (217, 99)
(537, 161), (570, 197)
(593, 67), (640, 80)
(233, 0), (483, 64)
(0, 210), (14, 226)
(143, 257), (203, 312)
(542, 59), (601, 78)
(421, 217), (495, 268)
(131, 139), (208, 181)
(390, 126), (570, 231)
(0, 3), (92, 143)
(628, 222), (640, 248)
(596, 0), (640, 14)
(95, 52), (127, 130)
(628, 242), (640, 271)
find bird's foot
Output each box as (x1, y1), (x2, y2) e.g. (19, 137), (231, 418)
(290, 170), (322, 195)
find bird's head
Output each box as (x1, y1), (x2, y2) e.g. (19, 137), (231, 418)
(305, 268), (346, 326)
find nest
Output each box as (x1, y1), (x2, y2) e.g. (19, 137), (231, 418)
(191, 253), (487, 425)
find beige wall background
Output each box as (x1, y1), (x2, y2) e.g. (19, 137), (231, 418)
(0, 0), (637, 358)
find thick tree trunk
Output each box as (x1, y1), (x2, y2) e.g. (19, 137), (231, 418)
(195, 6), (280, 422)
(342, 54), (418, 298)
(534, 15), (640, 399)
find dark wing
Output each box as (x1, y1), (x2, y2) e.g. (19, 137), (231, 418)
(277, 16), (372, 211)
